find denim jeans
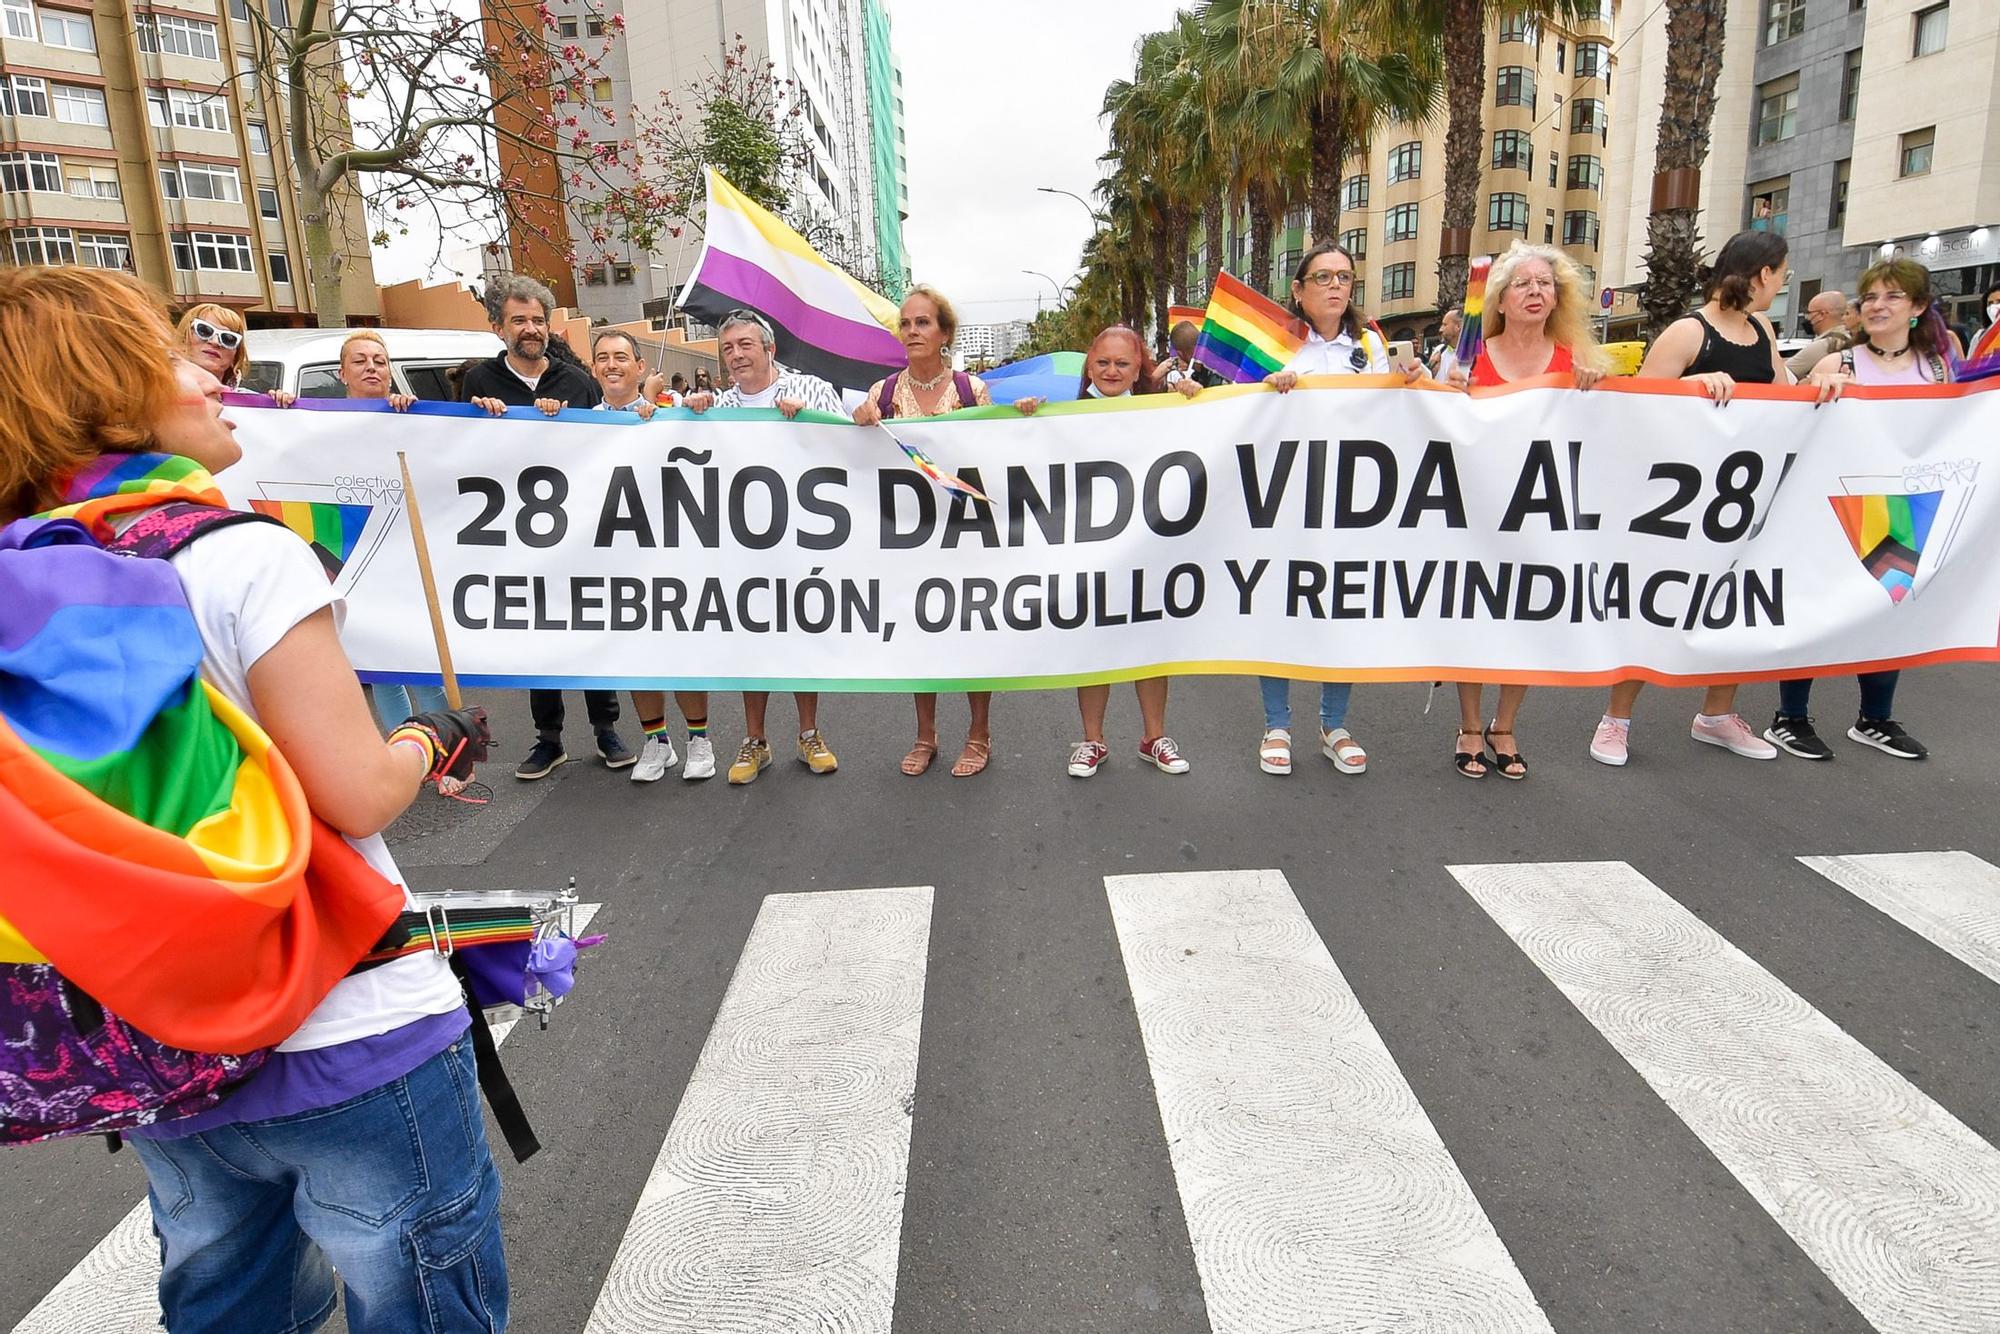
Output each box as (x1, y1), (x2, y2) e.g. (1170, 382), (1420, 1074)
(1778, 670), (1899, 720)
(530, 688), (619, 742)
(1259, 677), (1352, 732)
(367, 683), (451, 732)
(132, 1034), (507, 1334)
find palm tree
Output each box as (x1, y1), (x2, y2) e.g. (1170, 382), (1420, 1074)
(1410, 0), (1597, 315)
(1198, 0), (1438, 245)
(1640, 0), (1729, 336)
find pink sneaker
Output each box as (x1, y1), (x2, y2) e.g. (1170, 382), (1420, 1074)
(1138, 735), (1190, 774)
(1590, 716), (1630, 767)
(1690, 713), (1778, 759)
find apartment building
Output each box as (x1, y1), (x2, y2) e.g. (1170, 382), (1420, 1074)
(1194, 2), (1617, 345)
(0, 0), (377, 321)
(1603, 0), (1998, 335)
(954, 317), (1029, 369)
(520, 0), (910, 326)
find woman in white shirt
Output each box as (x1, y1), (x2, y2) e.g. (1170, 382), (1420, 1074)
(1257, 242), (1403, 777)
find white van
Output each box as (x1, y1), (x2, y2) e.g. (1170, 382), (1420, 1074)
(241, 327), (504, 401)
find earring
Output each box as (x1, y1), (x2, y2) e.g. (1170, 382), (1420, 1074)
(1910, 316), (1920, 328)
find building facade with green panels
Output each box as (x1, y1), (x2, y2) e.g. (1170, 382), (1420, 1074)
(861, 0), (910, 298)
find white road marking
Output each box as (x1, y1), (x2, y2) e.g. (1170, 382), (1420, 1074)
(1105, 869), (1554, 1333)
(1451, 861), (2000, 1334)
(582, 886), (931, 1334)
(13, 904), (602, 1334)
(1799, 850), (2000, 987)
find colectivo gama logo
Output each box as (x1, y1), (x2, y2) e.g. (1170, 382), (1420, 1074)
(247, 476), (403, 589)
(1828, 491), (1941, 604)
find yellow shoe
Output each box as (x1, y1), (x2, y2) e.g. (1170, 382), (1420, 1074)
(796, 728), (839, 774)
(727, 737), (772, 784)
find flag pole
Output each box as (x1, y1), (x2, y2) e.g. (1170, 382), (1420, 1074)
(396, 451), (463, 710)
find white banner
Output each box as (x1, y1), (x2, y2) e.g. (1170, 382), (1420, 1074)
(216, 381), (2000, 691)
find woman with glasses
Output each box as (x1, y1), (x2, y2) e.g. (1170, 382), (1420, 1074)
(175, 304), (250, 387)
(176, 303), (295, 406)
(1259, 242), (1420, 778)
(1591, 230), (1792, 768)
(1445, 242), (1607, 778)
(1768, 257), (1955, 762)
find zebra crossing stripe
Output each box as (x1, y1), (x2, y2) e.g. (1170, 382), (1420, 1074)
(12, 904), (604, 1334)
(1451, 861), (2000, 1334)
(582, 886), (932, 1334)
(1105, 869), (1555, 1333)
(1799, 850), (2000, 988)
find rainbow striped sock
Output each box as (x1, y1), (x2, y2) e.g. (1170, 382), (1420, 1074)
(641, 718), (669, 739)
(687, 719), (708, 738)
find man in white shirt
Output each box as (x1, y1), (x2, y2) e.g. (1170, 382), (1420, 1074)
(683, 310), (842, 783)
(590, 331), (722, 784)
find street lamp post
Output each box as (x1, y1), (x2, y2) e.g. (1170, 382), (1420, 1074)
(1023, 269), (1067, 312)
(1037, 186), (1104, 227)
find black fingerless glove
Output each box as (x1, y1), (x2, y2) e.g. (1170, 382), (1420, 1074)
(399, 706), (491, 780)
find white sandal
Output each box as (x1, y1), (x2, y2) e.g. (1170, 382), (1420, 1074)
(1259, 727), (1292, 775)
(1322, 726), (1367, 774)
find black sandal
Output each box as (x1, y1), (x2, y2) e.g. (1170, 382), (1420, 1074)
(1454, 729), (1488, 779)
(1484, 723), (1528, 780)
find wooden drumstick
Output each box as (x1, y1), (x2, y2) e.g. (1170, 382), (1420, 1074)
(396, 451), (463, 710)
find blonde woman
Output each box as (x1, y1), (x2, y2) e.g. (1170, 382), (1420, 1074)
(175, 303), (250, 388)
(1446, 242), (1606, 778)
(853, 285), (1004, 776)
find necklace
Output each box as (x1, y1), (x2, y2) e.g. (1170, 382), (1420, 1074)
(906, 365), (952, 392)
(1865, 340), (1912, 359)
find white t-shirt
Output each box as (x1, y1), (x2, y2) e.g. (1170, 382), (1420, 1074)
(168, 522), (464, 1051)
(731, 379), (782, 408)
(505, 361), (544, 393)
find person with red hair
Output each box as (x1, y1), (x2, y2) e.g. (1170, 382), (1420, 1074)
(1065, 324), (1201, 778)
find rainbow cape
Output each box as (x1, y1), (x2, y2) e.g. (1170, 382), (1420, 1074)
(1194, 271), (1310, 383)
(0, 486), (404, 1054)
(676, 167), (907, 390)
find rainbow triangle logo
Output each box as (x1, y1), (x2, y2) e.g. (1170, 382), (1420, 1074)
(249, 499), (374, 581)
(1828, 490), (1943, 603)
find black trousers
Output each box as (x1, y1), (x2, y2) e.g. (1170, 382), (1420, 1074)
(530, 689), (619, 741)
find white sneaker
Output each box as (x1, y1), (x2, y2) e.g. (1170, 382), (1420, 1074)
(681, 734), (717, 780)
(631, 734), (678, 782)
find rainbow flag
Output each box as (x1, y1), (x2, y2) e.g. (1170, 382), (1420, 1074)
(1167, 304), (1205, 331)
(0, 519), (404, 1054)
(1457, 255), (1492, 366)
(676, 167), (907, 390)
(1829, 491), (1943, 603)
(47, 452), (225, 541)
(250, 499), (372, 581)
(1193, 271), (1309, 384)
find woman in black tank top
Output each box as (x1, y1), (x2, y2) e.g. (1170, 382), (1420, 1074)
(1589, 230), (1791, 769)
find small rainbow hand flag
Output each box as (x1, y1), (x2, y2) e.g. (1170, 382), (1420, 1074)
(1194, 272), (1310, 384)
(1456, 255), (1492, 367)
(877, 425), (990, 503)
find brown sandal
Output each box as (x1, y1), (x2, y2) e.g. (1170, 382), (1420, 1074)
(951, 737), (991, 778)
(900, 739), (938, 776)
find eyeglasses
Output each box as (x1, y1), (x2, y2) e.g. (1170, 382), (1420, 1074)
(1299, 270), (1355, 289)
(189, 318), (243, 351)
(1508, 277), (1557, 293)
(1858, 290), (1910, 307)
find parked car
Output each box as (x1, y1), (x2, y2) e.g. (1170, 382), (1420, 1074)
(240, 327), (504, 401)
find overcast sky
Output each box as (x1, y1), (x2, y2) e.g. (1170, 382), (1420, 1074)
(373, 1), (1186, 321)
(894, 1), (1186, 326)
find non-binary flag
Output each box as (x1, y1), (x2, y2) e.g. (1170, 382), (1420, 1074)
(675, 167), (907, 391)
(1193, 271), (1309, 384)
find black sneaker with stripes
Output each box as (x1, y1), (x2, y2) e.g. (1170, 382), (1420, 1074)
(1765, 714), (1834, 761)
(1847, 717), (1929, 759)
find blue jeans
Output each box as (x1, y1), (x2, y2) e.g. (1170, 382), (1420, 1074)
(132, 1034), (507, 1334)
(1259, 677), (1352, 732)
(1778, 671), (1899, 721)
(368, 682), (450, 732)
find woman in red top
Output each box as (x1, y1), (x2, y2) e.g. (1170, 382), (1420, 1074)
(1447, 242), (1606, 778)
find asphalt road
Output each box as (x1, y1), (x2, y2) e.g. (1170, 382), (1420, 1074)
(5, 667), (1997, 1333)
